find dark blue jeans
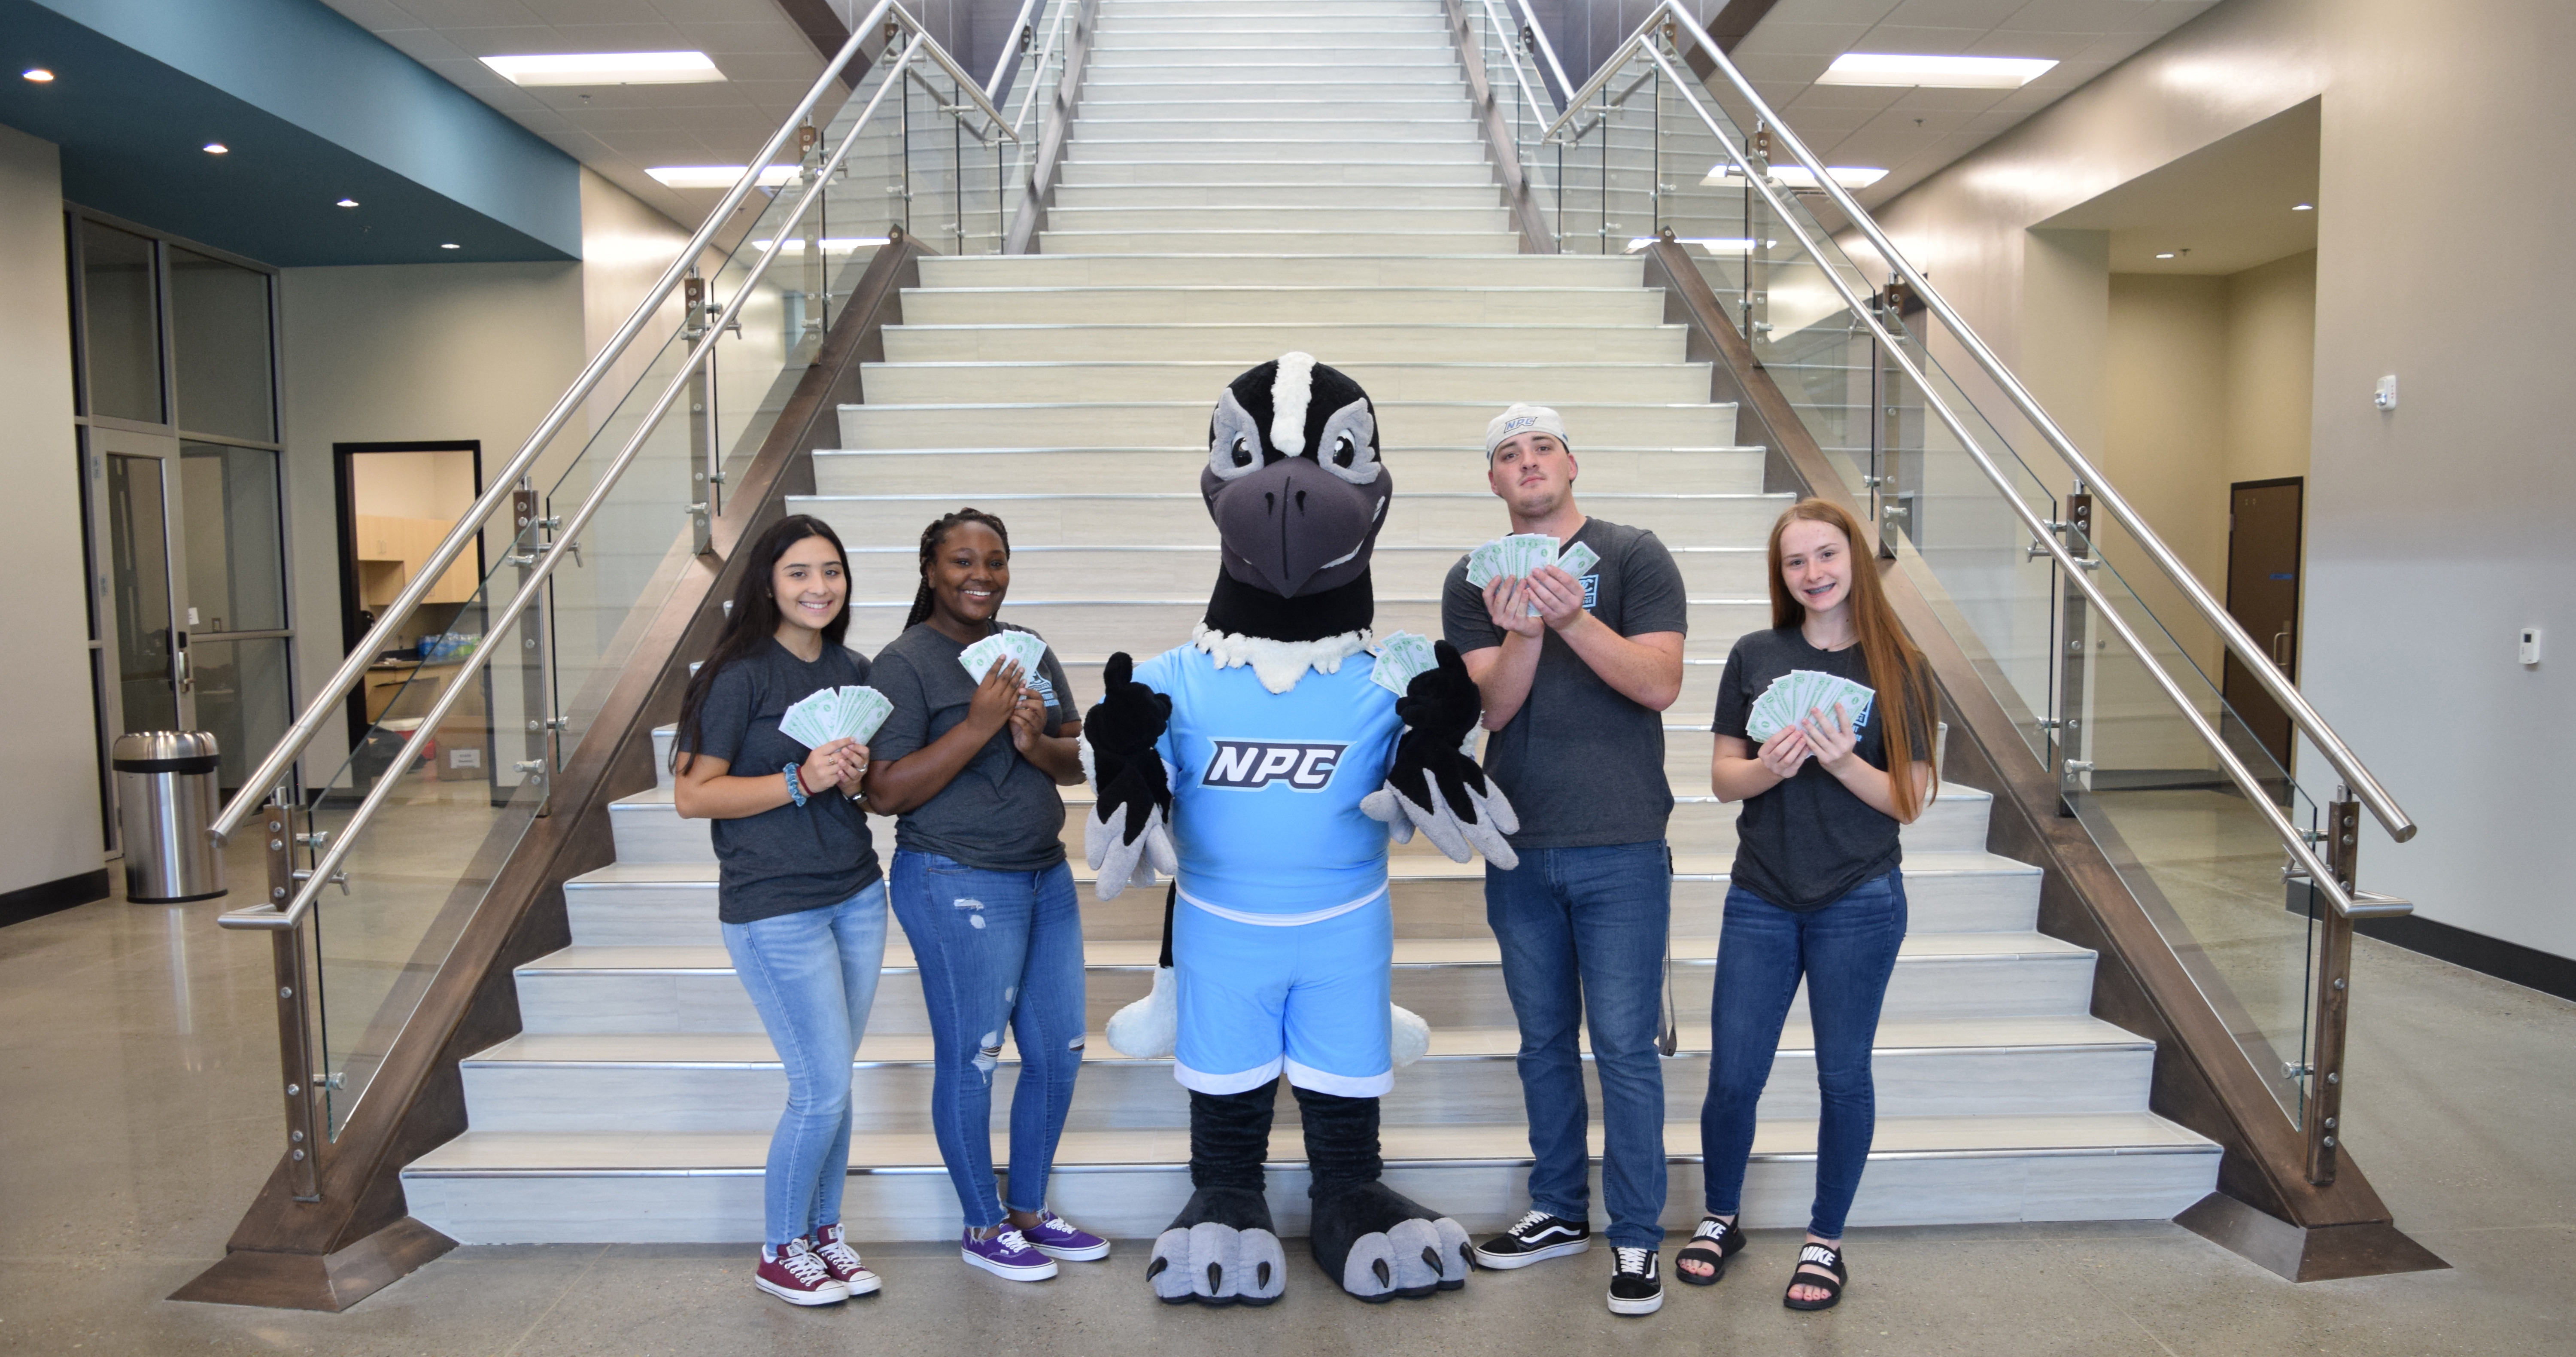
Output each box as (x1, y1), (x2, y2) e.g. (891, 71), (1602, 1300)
(1485, 840), (1672, 1248)
(1699, 870), (1906, 1239)
(889, 850), (1086, 1229)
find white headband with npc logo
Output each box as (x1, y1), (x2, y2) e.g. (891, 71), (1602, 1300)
(1484, 403), (1569, 459)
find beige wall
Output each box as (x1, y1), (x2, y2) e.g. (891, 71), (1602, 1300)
(2224, 250), (2316, 488)
(1844, 0), (2576, 959)
(274, 171), (693, 785)
(0, 127), (106, 898)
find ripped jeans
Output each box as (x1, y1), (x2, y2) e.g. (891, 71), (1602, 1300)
(889, 850), (1086, 1228)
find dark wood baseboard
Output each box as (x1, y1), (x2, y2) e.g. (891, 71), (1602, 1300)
(0, 867), (110, 928)
(2354, 913), (2576, 1001)
(167, 1217), (456, 1311)
(2175, 1193), (2447, 1282)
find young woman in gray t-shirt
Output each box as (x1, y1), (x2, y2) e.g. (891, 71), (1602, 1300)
(670, 514), (885, 1307)
(861, 508), (1107, 1282)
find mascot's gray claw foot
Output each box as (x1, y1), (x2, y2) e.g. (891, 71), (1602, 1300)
(1148, 1189), (1285, 1307)
(1313, 1181), (1470, 1302)
(1085, 803), (1175, 901)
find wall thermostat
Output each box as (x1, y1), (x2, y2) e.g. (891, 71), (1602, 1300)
(2520, 627), (2543, 666)
(2374, 374), (2399, 410)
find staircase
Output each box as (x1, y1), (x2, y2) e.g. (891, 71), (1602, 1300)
(401, 0), (2218, 1244)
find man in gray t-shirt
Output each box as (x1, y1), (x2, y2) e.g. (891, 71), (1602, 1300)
(1440, 404), (1687, 1307)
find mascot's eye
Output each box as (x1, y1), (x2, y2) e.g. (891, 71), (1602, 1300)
(1207, 387), (1264, 481)
(1313, 396), (1380, 485)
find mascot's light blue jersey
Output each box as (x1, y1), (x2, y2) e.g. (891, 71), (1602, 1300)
(1135, 644), (1402, 916)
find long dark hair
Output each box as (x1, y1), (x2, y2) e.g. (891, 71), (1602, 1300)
(672, 514), (852, 771)
(902, 508), (1012, 628)
(1766, 498), (1938, 820)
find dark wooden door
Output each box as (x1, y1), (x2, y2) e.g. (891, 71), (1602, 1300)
(2223, 478), (2303, 773)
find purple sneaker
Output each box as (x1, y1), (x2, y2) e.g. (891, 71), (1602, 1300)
(1022, 1209), (1112, 1262)
(961, 1226), (1058, 1281)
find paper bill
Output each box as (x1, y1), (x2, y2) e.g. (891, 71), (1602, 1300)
(1370, 630), (1439, 695)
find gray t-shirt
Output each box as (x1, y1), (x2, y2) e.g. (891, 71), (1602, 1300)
(1440, 517), (1690, 850)
(683, 637), (882, 925)
(1713, 626), (1932, 910)
(869, 621), (1076, 872)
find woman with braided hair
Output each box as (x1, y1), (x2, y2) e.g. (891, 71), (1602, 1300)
(860, 508), (1105, 1281)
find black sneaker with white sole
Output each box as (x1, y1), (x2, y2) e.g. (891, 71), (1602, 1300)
(1472, 1209), (1592, 1269)
(1607, 1246), (1664, 1316)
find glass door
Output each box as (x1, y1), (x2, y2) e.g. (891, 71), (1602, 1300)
(90, 427), (194, 742)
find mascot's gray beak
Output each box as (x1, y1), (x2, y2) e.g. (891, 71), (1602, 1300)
(1206, 456), (1390, 599)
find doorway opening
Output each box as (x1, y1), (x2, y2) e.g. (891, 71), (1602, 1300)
(332, 443), (493, 799)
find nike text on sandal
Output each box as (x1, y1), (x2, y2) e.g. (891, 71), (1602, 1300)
(1472, 1210), (1592, 1269)
(1607, 1246), (1664, 1316)
(1784, 1241), (1848, 1311)
(1674, 1214), (1745, 1286)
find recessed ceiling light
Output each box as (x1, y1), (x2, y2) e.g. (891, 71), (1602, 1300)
(1702, 164), (1887, 189)
(337, 198), (360, 207)
(482, 51), (721, 86)
(1818, 53), (2057, 89)
(440, 242), (461, 249)
(203, 142), (229, 154)
(648, 164), (801, 189)
(2156, 252), (2176, 259)
(2292, 202), (2314, 211)
(22, 68), (55, 82)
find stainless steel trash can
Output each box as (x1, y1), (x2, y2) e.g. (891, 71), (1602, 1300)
(112, 731), (227, 904)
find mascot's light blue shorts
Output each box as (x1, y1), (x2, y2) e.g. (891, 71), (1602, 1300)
(1171, 887), (1394, 1098)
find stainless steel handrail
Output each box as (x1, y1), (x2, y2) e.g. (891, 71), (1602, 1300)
(1474, 0), (1549, 125)
(1012, 0), (1076, 137)
(216, 25), (972, 933)
(1554, 0), (2415, 846)
(1631, 39), (2399, 922)
(1512, 0), (1571, 107)
(986, 0), (1045, 99)
(207, 0), (1008, 845)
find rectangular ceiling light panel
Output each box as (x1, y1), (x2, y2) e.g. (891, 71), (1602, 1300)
(484, 51), (724, 86)
(1817, 53), (2056, 88)
(648, 165), (802, 189)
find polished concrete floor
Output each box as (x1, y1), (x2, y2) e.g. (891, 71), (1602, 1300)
(4, 864), (2570, 1356)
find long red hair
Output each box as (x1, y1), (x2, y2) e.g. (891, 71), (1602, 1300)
(1766, 499), (1936, 819)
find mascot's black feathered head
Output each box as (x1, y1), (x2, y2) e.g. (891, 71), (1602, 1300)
(1200, 354), (1390, 644)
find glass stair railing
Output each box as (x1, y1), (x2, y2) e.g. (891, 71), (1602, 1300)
(1484, 0), (2415, 1184)
(204, 0), (1057, 1165)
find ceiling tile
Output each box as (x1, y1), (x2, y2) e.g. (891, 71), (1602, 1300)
(707, 52), (829, 82)
(519, 0), (669, 22)
(1990, 0), (2137, 32)
(674, 18), (819, 55)
(393, 0), (550, 24)
(547, 20), (699, 48)
(1848, 24), (1995, 51)
(1963, 29), (2097, 58)
(319, 0), (432, 26)
(1731, 21), (1881, 57)
(1880, 0), (2031, 26)
(438, 24), (576, 55)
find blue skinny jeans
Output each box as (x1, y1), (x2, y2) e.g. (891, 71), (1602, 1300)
(1698, 870), (1906, 1239)
(720, 879), (889, 1249)
(1486, 840), (1673, 1249)
(889, 849), (1086, 1229)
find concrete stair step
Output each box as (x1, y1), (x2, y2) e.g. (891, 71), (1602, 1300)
(1034, 230), (1524, 256)
(1068, 118), (1481, 140)
(401, 1111), (2218, 1243)
(834, 400), (1732, 448)
(798, 486), (1770, 548)
(805, 444), (1764, 495)
(1066, 140), (1489, 164)
(453, 1014), (2157, 1135)
(1056, 159), (1498, 186)
(512, 928), (2090, 1036)
(916, 254), (1642, 288)
(896, 285), (1668, 327)
(857, 359), (1712, 405)
(825, 540), (1772, 601)
(1051, 182), (1505, 209)
(1042, 204), (1512, 232)
(878, 320), (1682, 364)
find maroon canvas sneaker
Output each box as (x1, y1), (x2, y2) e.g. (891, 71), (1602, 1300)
(754, 1237), (850, 1305)
(812, 1223), (882, 1296)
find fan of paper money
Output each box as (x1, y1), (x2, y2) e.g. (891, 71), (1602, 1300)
(1370, 631), (1439, 695)
(958, 630), (1049, 686)
(779, 685), (895, 749)
(1746, 669), (1876, 744)
(1465, 536), (1601, 614)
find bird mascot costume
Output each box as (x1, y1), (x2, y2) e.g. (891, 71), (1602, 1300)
(1081, 354), (1520, 1306)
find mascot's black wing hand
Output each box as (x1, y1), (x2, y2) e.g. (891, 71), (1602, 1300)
(1082, 652), (1177, 899)
(1363, 640), (1521, 869)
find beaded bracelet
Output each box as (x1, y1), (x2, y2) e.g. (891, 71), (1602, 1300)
(783, 763), (808, 808)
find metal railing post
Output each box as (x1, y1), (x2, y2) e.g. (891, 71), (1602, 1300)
(2306, 791), (2361, 1184)
(684, 271), (716, 557)
(2056, 489), (2094, 804)
(261, 796), (322, 1201)
(510, 482), (557, 806)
